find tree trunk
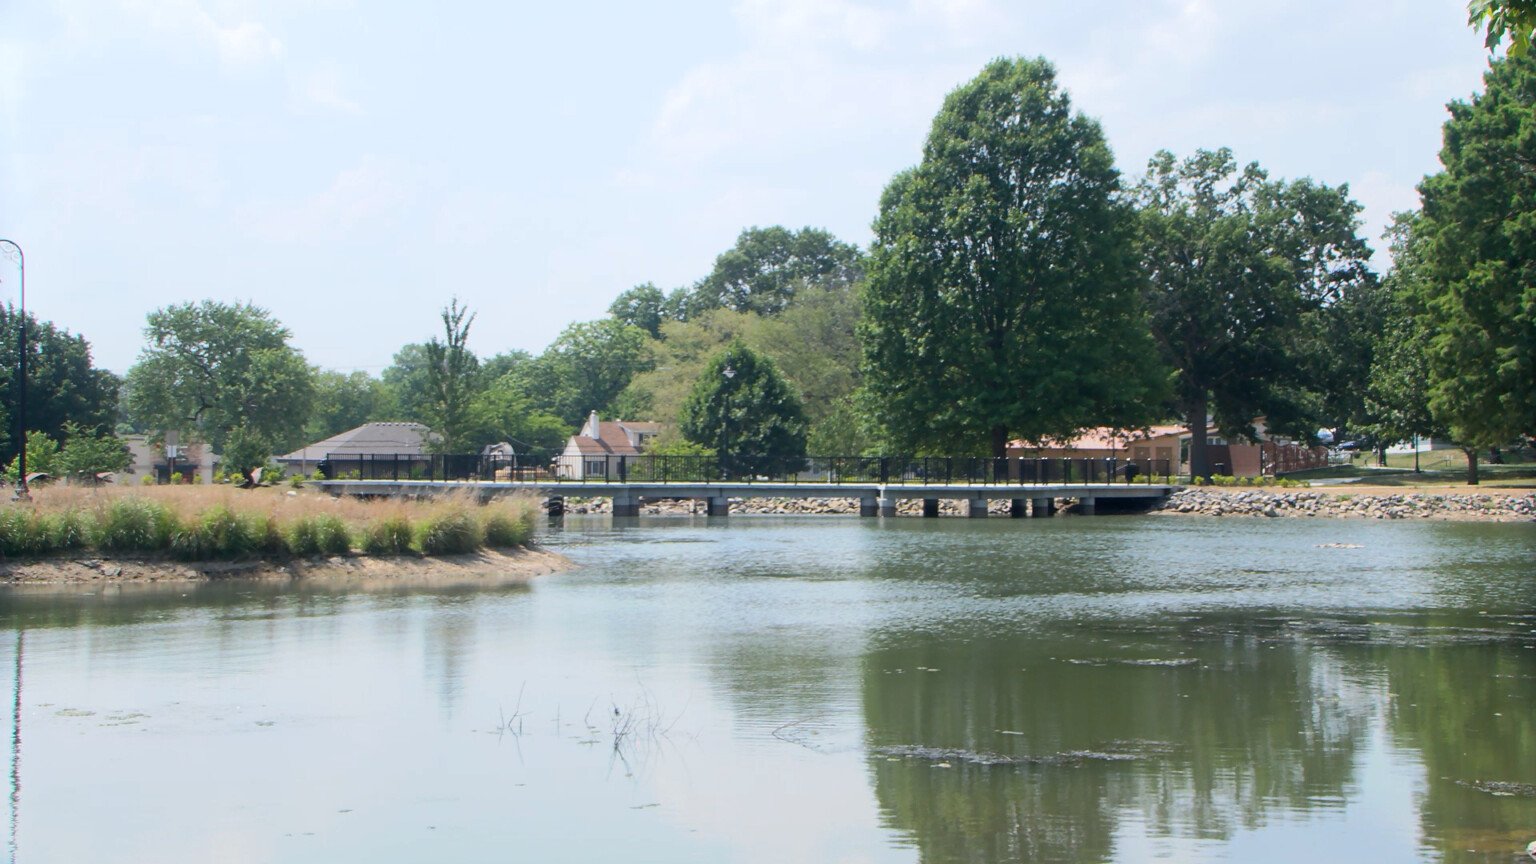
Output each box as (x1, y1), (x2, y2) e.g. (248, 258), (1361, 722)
(1186, 396), (1209, 482)
(1465, 447), (1479, 485)
(990, 425), (1009, 460)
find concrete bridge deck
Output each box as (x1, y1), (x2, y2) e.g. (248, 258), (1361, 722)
(316, 479), (1176, 517)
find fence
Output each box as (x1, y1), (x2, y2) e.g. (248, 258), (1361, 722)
(321, 452), (1174, 486)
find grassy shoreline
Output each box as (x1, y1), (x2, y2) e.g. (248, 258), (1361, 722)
(0, 485), (540, 563)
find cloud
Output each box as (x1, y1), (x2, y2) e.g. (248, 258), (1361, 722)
(242, 155), (412, 245)
(292, 66), (363, 115)
(118, 0), (283, 68)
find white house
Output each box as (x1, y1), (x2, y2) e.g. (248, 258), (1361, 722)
(557, 412), (662, 479)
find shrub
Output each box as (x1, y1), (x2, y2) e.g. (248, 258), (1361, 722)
(140, 474), (156, 486)
(417, 509), (482, 555)
(168, 504), (271, 560)
(288, 474), (305, 488)
(284, 517), (320, 556)
(48, 509), (91, 551)
(0, 509), (53, 557)
(314, 515), (351, 554)
(361, 516), (415, 555)
(481, 511), (531, 547)
(97, 498), (178, 553)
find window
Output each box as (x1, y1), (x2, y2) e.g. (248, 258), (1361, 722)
(585, 460), (607, 477)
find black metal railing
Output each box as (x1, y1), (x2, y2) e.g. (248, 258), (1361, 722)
(318, 452), (1173, 486)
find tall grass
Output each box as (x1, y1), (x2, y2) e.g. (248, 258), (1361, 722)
(0, 487), (539, 561)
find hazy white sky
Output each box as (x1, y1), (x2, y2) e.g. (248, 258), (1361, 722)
(0, 0), (1495, 375)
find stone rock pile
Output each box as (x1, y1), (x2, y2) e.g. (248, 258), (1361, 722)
(1155, 488), (1536, 521)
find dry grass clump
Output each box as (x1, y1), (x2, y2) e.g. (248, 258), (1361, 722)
(0, 485), (539, 560)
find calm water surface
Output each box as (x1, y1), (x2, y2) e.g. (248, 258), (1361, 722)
(1, 515), (1533, 863)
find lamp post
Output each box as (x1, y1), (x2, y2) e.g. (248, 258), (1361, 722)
(721, 365), (735, 480)
(0, 240), (26, 503)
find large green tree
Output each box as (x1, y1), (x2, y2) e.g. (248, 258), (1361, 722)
(124, 300), (314, 460)
(522, 318), (652, 427)
(1364, 214), (1446, 461)
(0, 305), (120, 461)
(689, 226), (864, 317)
(681, 342), (807, 476)
(608, 283), (668, 338)
(861, 57), (1164, 457)
(1416, 53), (1536, 482)
(304, 369), (390, 442)
(1133, 148), (1374, 479)
(422, 298), (480, 452)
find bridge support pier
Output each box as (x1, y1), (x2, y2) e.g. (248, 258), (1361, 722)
(546, 496), (565, 517)
(966, 496), (988, 518)
(1032, 497), (1054, 518)
(860, 495), (878, 517)
(706, 496), (731, 517)
(878, 495), (898, 517)
(612, 493), (639, 518)
(922, 498), (939, 518)
(1010, 499), (1027, 518)
(1078, 496), (1096, 516)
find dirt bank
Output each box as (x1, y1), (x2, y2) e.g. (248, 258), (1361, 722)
(0, 546), (572, 587)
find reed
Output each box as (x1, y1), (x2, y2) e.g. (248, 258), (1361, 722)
(0, 486), (539, 561)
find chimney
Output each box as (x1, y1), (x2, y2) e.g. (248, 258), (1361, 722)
(585, 410), (600, 437)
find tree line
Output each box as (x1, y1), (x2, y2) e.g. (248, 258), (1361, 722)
(9, 46), (1534, 484)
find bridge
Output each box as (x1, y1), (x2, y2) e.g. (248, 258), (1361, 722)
(317, 479), (1173, 517)
(315, 454), (1177, 517)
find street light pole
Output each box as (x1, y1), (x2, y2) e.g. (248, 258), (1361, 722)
(0, 240), (26, 503)
(721, 365), (735, 480)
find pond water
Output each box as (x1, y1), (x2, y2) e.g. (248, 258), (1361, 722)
(1, 515), (1533, 863)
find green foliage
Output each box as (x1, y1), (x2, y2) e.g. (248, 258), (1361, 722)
(1469, 0), (1536, 55)
(519, 319), (653, 427)
(360, 517), (416, 555)
(1364, 214), (1446, 449)
(422, 298), (480, 452)
(49, 509), (91, 550)
(53, 423), (132, 480)
(1415, 54), (1536, 474)
(481, 509), (532, 548)
(4, 430), (60, 481)
(467, 374), (572, 453)
(687, 226), (864, 317)
(124, 300), (315, 456)
(0, 304), (121, 464)
(416, 509), (483, 555)
(1133, 148), (1374, 477)
(285, 515), (352, 556)
(625, 438), (716, 481)
(609, 283), (668, 337)
(169, 505), (267, 561)
(97, 498), (179, 553)
(861, 57), (1165, 458)
(0, 509), (53, 556)
(681, 342), (807, 474)
(305, 369), (390, 443)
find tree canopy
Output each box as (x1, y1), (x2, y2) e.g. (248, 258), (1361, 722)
(422, 299), (480, 452)
(124, 301), (314, 462)
(1133, 148), (1374, 478)
(0, 305), (120, 461)
(1415, 52), (1536, 479)
(861, 57), (1164, 457)
(681, 342), (807, 475)
(1470, 0), (1536, 55)
(688, 226), (864, 317)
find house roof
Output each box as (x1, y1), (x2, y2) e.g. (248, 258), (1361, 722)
(280, 422), (434, 462)
(566, 418), (658, 457)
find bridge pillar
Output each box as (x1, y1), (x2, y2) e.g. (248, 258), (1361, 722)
(859, 495), (878, 517)
(1032, 497), (1054, 518)
(879, 495), (898, 517)
(922, 498), (939, 518)
(1010, 499), (1027, 518)
(1078, 496), (1096, 516)
(611, 493), (640, 518)
(546, 496), (565, 517)
(706, 496), (731, 517)
(966, 496), (988, 518)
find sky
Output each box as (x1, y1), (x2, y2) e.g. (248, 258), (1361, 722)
(0, 0), (1498, 376)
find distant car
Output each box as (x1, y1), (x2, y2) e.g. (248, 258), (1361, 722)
(1336, 441), (1358, 451)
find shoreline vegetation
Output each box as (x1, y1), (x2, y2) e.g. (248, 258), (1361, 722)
(0, 486), (570, 586)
